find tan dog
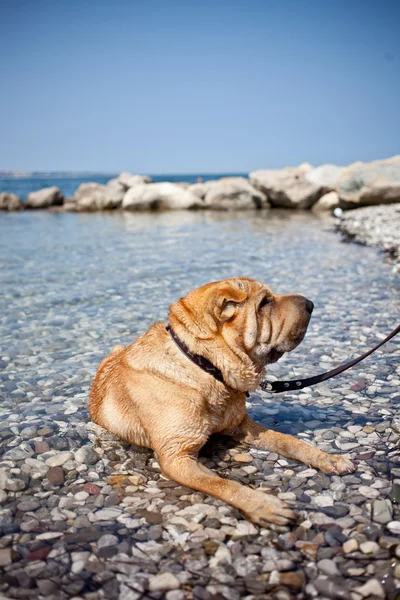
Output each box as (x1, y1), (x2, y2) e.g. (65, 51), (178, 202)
(89, 277), (355, 525)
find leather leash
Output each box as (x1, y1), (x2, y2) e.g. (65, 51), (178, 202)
(260, 323), (400, 394)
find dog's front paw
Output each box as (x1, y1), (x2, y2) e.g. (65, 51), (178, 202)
(243, 490), (298, 526)
(317, 453), (356, 475)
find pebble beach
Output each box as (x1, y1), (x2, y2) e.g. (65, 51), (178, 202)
(0, 209), (399, 600)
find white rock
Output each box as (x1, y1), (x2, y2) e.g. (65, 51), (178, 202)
(201, 177), (269, 210)
(356, 578), (385, 598)
(305, 164), (345, 189)
(250, 166), (323, 209)
(337, 155), (400, 208)
(122, 182), (201, 211)
(297, 468), (318, 478)
(360, 541), (380, 555)
(313, 494), (334, 508)
(94, 508), (122, 521)
(387, 521), (400, 534)
(358, 486), (380, 499)
(36, 532), (64, 540)
(26, 186), (63, 209)
(343, 539), (358, 554)
(233, 521), (258, 538)
(148, 572), (180, 592)
(312, 191), (340, 214)
(116, 172), (152, 188)
(0, 192), (24, 212)
(45, 452), (73, 467)
(74, 491), (89, 501)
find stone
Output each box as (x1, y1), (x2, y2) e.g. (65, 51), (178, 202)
(0, 548), (12, 566)
(128, 473), (146, 485)
(25, 458), (49, 477)
(74, 490), (89, 501)
(314, 577), (349, 599)
(36, 531), (63, 540)
(148, 572), (180, 591)
(360, 541), (380, 555)
(356, 578), (385, 598)
(26, 186), (64, 209)
(390, 482), (400, 504)
(75, 445), (99, 465)
(233, 453), (253, 463)
(387, 521), (400, 535)
(342, 538), (358, 554)
(306, 164), (345, 190)
(277, 571), (305, 590)
(337, 154), (400, 208)
(318, 558), (341, 576)
(97, 534), (119, 549)
(322, 504), (349, 519)
(250, 164), (324, 209)
(45, 451), (73, 467)
(202, 177), (268, 210)
(65, 182), (123, 211)
(122, 182), (201, 211)
(358, 485), (380, 499)
(83, 482), (101, 494)
(4, 445), (34, 460)
(20, 425), (38, 439)
(232, 521), (258, 538)
(0, 192), (24, 211)
(190, 180), (219, 199)
(46, 466), (65, 485)
(5, 477), (26, 491)
(93, 508), (122, 521)
(372, 499), (393, 524)
(17, 498), (40, 511)
(34, 441), (50, 454)
(115, 172), (152, 188)
(312, 191), (340, 214)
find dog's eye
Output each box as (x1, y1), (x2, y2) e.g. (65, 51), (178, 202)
(259, 297), (271, 309)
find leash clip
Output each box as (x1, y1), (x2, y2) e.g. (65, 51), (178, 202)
(260, 380), (274, 392)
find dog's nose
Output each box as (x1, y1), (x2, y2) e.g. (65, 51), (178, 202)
(305, 299), (314, 315)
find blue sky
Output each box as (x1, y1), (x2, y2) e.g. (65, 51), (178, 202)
(1, 0), (399, 173)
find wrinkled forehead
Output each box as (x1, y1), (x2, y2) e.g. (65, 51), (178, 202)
(228, 277), (271, 296)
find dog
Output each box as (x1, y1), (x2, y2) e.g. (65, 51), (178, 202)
(89, 277), (355, 525)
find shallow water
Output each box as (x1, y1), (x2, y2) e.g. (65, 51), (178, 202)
(0, 209), (399, 423)
(1, 210), (400, 599)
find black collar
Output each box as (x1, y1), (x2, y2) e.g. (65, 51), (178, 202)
(166, 325), (225, 385)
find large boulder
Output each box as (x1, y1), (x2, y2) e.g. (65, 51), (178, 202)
(312, 191), (340, 214)
(249, 165), (323, 209)
(0, 192), (24, 211)
(64, 182), (123, 211)
(115, 172), (152, 189)
(122, 182), (201, 211)
(202, 177), (269, 210)
(305, 164), (345, 190)
(189, 180), (219, 199)
(337, 155), (400, 209)
(26, 186), (64, 209)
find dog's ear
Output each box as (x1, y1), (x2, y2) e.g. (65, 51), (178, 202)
(208, 283), (248, 327)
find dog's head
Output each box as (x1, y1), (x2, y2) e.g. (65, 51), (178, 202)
(171, 277), (313, 371)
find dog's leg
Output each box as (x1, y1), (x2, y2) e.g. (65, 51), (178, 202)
(158, 452), (297, 526)
(225, 416), (355, 475)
